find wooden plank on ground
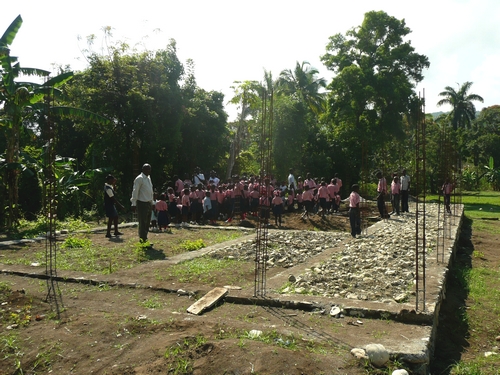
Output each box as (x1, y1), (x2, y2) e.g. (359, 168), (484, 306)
(187, 287), (228, 315)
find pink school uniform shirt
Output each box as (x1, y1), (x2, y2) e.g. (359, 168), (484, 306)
(391, 181), (401, 194)
(181, 194), (190, 207)
(349, 191), (360, 208)
(318, 185), (329, 200)
(175, 179), (184, 194)
(272, 196), (283, 205)
(443, 183), (453, 195)
(155, 200), (168, 211)
(302, 189), (314, 202)
(378, 177), (387, 193)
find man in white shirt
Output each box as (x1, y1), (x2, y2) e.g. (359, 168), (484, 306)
(400, 169), (410, 213)
(131, 164), (154, 243)
(287, 168), (297, 189)
(208, 170), (220, 186)
(193, 167), (206, 187)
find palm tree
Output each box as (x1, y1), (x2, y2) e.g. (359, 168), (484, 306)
(1, 15), (108, 227)
(226, 80), (260, 179)
(437, 82), (484, 130)
(277, 61), (327, 115)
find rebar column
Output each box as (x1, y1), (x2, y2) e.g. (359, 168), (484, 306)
(43, 82), (64, 318)
(254, 87), (273, 297)
(414, 92), (427, 312)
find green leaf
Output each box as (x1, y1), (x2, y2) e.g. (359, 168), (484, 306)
(0, 15), (22, 47)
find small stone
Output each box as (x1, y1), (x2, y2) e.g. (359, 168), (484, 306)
(350, 348), (368, 359)
(330, 306), (341, 317)
(392, 370), (409, 375)
(248, 329), (262, 338)
(288, 275), (296, 282)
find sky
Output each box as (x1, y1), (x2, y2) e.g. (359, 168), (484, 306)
(2, 0), (500, 120)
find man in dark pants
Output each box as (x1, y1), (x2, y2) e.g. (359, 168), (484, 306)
(130, 164), (154, 244)
(400, 169), (410, 213)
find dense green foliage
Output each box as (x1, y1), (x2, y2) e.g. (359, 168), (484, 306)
(1, 11), (500, 227)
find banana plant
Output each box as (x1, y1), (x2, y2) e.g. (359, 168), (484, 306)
(1, 15), (109, 228)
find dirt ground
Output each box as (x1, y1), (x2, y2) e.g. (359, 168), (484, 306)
(0, 209), (496, 374)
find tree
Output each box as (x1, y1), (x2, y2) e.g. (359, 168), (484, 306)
(437, 82), (484, 130)
(320, 11), (429, 161)
(226, 80), (260, 179)
(0, 15), (108, 227)
(65, 42), (185, 189)
(277, 61), (326, 115)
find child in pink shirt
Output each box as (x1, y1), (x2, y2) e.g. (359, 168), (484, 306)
(181, 188), (190, 225)
(317, 181), (329, 218)
(301, 185), (314, 219)
(349, 184), (361, 238)
(391, 175), (401, 215)
(272, 191), (284, 227)
(155, 193), (169, 231)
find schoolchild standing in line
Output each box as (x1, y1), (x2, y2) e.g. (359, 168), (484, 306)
(391, 174), (401, 215)
(104, 174), (124, 238)
(203, 191), (214, 224)
(442, 179), (453, 214)
(301, 185), (314, 219)
(181, 188), (191, 225)
(376, 171), (388, 219)
(174, 175), (184, 197)
(150, 192), (158, 231)
(272, 190), (284, 227)
(349, 184), (362, 238)
(317, 181), (329, 218)
(167, 187), (179, 224)
(400, 169), (410, 213)
(156, 193), (169, 231)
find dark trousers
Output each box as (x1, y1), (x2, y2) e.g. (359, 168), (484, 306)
(444, 194), (451, 213)
(392, 194), (400, 214)
(401, 190), (409, 212)
(377, 193), (386, 218)
(349, 207), (361, 237)
(136, 200), (152, 242)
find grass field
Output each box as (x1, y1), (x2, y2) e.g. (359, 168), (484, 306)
(445, 191), (500, 374)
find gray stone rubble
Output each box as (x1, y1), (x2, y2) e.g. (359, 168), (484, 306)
(209, 204), (442, 304)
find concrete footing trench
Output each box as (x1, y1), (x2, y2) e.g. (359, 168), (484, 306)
(1, 203), (463, 374)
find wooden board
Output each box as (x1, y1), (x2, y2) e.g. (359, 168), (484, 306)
(187, 287), (228, 315)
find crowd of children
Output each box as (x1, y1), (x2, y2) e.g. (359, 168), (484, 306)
(148, 171), (345, 229)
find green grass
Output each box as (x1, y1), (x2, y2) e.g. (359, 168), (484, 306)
(446, 191), (500, 374)
(428, 190), (500, 221)
(168, 256), (245, 284)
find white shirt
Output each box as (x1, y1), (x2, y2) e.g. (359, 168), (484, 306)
(208, 176), (220, 186)
(288, 173), (297, 188)
(401, 174), (410, 191)
(194, 173), (205, 185)
(130, 172), (154, 206)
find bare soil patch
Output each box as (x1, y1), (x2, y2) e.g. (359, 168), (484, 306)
(2, 207), (490, 375)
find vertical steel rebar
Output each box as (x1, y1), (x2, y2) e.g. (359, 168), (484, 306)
(43, 79), (64, 318)
(414, 91), (427, 312)
(254, 87), (273, 297)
